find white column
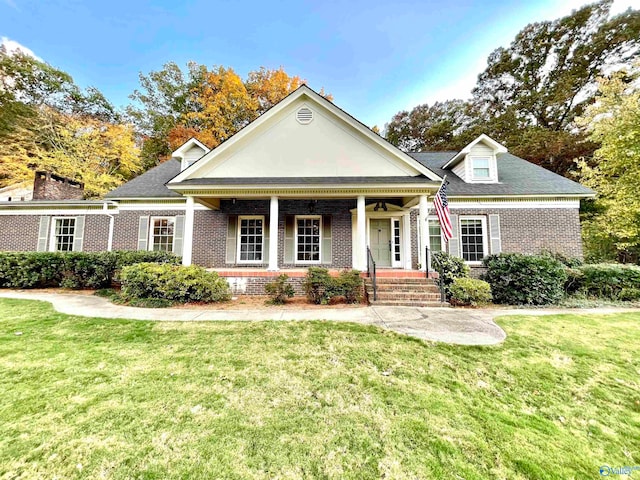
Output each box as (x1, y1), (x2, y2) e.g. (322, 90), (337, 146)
(356, 195), (366, 270)
(268, 196), (279, 271)
(182, 195), (195, 266)
(418, 195), (429, 272)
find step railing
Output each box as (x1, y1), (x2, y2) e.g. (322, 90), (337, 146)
(366, 246), (377, 301)
(430, 251), (447, 303)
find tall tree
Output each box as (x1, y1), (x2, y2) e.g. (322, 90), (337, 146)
(126, 61), (206, 168)
(0, 46), (139, 196)
(384, 1), (640, 177)
(576, 71), (640, 262)
(385, 100), (474, 151)
(472, 0), (639, 175)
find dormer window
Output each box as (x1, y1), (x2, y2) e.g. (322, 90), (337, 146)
(472, 157), (491, 179)
(442, 134), (506, 184)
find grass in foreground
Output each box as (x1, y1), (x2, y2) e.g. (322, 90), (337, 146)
(0, 299), (639, 479)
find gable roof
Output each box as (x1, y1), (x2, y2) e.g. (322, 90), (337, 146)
(410, 152), (594, 197)
(168, 85), (442, 185)
(172, 137), (210, 159)
(442, 134), (508, 169)
(105, 159), (182, 199)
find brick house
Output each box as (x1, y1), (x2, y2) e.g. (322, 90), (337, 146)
(0, 86), (594, 293)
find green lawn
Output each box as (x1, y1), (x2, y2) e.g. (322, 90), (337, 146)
(1, 299), (639, 479)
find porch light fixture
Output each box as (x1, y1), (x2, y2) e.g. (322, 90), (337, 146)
(374, 201), (388, 212)
(232, 198), (236, 205)
(308, 200), (317, 214)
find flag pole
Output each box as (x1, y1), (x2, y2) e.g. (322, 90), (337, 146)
(439, 175), (448, 245)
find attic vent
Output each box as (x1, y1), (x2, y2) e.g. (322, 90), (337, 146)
(296, 107), (313, 124)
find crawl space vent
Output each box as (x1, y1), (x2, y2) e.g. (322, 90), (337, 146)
(296, 107), (313, 124)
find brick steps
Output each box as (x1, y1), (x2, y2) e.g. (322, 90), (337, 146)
(365, 277), (449, 307)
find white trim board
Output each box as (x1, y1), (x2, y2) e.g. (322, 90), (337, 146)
(447, 200), (580, 209)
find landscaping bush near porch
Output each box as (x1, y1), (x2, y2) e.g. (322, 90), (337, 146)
(431, 251), (469, 300)
(0, 251), (179, 289)
(449, 277), (492, 306)
(119, 263), (231, 304)
(483, 253), (567, 305)
(565, 263), (640, 300)
(303, 267), (363, 304)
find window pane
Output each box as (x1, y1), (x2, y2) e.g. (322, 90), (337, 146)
(460, 219), (485, 262)
(152, 218), (175, 252)
(54, 218), (75, 252)
(296, 218), (321, 262)
(473, 157), (490, 178)
(238, 218), (263, 261)
(428, 220), (442, 252)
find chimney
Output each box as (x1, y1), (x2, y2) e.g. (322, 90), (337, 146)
(33, 171), (84, 201)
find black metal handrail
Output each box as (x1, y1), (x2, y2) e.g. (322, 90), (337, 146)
(430, 250), (447, 303)
(425, 246), (429, 278)
(366, 246), (377, 301)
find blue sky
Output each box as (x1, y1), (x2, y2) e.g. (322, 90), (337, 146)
(0, 0), (635, 128)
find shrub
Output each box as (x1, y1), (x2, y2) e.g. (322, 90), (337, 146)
(431, 251), (469, 299)
(0, 250), (179, 290)
(335, 269), (363, 303)
(541, 250), (583, 268)
(265, 274), (295, 304)
(449, 278), (492, 307)
(483, 253), (567, 305)
(303, 267), (363, 304)
(120, 263), (231, 303)
(303, 267), (333, 304)
(619, 288), (640, 302)
(566, 263), (640, 300)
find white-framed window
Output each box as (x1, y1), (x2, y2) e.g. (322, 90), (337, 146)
(295, 215), (321, 264)
(427, 217), (444, 253)
(50, 217), (76, 252)
(471, 156), (491, 180)
(460, 216), (488, 264)
(237, 216), (264, 263)
(392, 219), (401, 263)
(150, 217), (175, 252)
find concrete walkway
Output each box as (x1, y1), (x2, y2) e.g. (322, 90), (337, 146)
(1, 291), (638, 346)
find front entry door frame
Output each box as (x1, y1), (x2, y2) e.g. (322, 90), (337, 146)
(366, 216), (403, 268)
(351, 203), (413, 270)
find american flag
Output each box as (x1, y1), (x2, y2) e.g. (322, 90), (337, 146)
(434, 180), (453, 241)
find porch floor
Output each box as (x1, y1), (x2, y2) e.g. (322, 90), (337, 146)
(209, 268), (438, 279)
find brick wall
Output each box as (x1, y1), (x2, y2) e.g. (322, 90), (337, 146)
(0, 213), (110, 252)
(225, 276), (306, 295)
(0, 215), (40, 251)
(449, 207), (583, 258)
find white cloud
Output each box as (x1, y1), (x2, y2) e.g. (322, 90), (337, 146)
(0, 37), (41, 60)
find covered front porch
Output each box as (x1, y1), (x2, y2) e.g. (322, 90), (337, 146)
(174, 188), (439, 273)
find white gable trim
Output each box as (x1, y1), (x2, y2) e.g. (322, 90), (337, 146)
(170, 85), (442, 184)
(443, 134), (508, 170)
(172, 138), (210, 159)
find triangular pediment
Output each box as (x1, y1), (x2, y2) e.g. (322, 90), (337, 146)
(169, 86), (441, 184)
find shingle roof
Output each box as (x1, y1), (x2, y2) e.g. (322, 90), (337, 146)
(105, 159), (182, 198)
(408, 152), (594, 196)
(104, 151), (594, 199)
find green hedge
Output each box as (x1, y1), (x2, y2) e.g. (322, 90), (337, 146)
(431, 251), (469, 300)
(119, 263), (231, 303)
(0, 251), (179, 289)
(483, 253), (567, 305)
(303, 267), (363, 304)
(449, 278), (492, 307)
(566, 263), (640, 300)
